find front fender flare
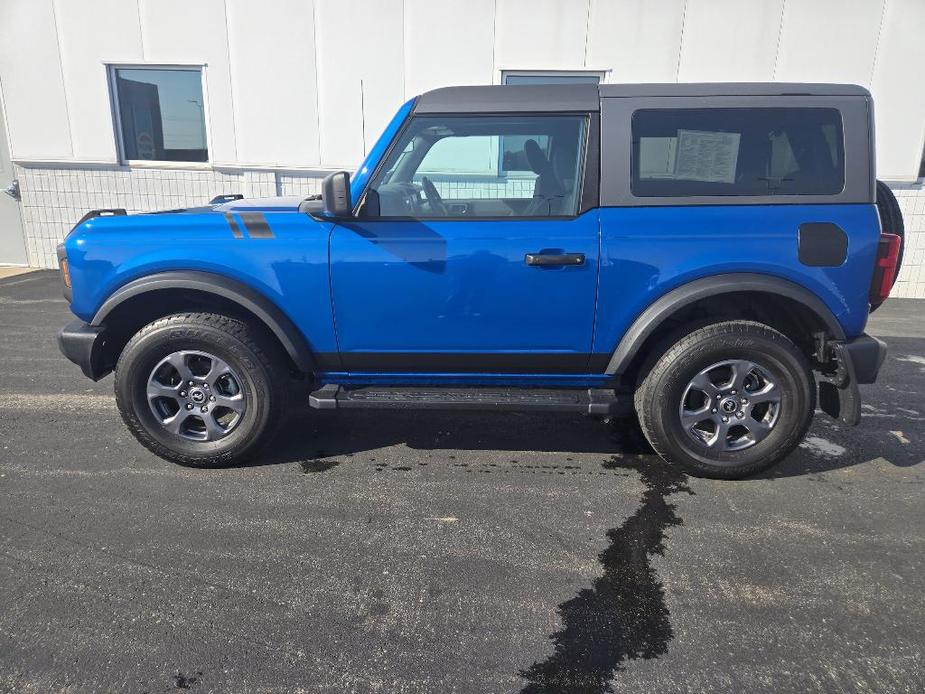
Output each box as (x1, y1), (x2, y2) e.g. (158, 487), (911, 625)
(91, 271), (315, 373)
(605, 273), (846, 376)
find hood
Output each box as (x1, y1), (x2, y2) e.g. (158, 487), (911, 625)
(70, 196), (321, 238)
(212, 195), (309, 213)
(147, 195), (312, 215)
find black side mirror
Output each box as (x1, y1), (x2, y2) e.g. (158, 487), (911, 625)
(321, 171), (352, 218)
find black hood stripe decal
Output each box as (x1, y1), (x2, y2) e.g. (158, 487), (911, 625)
(224, 213), (244, 238)
(238, 212), (274, 239)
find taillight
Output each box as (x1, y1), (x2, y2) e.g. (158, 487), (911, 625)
(869, 233), (901, 307)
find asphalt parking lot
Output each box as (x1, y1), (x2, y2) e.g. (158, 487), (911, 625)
(1, 270), (923, 693)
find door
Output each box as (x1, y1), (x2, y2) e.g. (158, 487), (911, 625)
(0, 100), (27, 266)
(329, 112), (600, 375)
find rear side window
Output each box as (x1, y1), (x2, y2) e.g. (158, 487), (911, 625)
(632, 108), (844, 197)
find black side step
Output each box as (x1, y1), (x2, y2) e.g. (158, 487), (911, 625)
(308, 384), (628, 416)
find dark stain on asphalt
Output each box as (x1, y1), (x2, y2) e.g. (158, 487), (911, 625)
(300, 459), (340, 473)
(369, 602), (391, 616)
(366, 458), (633, 477)
(172, 670), (202, 689)
(519, 452), (692, 693)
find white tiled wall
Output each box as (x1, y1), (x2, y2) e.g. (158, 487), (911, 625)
(14, 163), (925, 299)
(888, 183), (925, 299)
(430, 177), (536, 199)
(15, 164), (324, 268)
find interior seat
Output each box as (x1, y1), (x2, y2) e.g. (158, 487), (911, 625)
(523, 139), (566, 216)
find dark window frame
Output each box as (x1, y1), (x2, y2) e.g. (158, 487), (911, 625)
(919, 137), (925, 179)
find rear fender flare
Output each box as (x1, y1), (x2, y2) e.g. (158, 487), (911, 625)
(605, 273), (846, 375)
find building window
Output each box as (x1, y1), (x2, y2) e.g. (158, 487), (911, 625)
(110, 67), (208, 163)
(501, 71), (604, 86)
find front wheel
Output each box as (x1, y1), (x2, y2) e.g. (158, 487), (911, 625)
(635, 321), (815, 479)
(114, 312), (287, 467)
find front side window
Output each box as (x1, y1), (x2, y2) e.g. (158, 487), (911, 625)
(361, 115), (587, 218)
(632, 108), (844, 197)
(111, 67), (208, 163)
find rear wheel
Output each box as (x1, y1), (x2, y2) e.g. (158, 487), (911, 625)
(635, 321), (815, 479)
(115, 312), (287, 467)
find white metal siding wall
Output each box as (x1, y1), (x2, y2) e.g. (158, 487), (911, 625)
(227, 0), (320, 167)
(871, 0), (925, 180)
(55, 0), (144, 162)
(678, 0), (783, 82)
(4, 0), (924, 175)
(0, 0), (73, 159)
(0, 0), (924, 296)
(315, 0), (404, 168)
(404, 0), (496, 96)
(588, 0), (686, 82)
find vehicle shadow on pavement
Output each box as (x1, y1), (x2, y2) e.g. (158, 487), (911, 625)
(259, 409), (645, 467)
(756, 416), (925, 479)
(256, 407), (924, 481)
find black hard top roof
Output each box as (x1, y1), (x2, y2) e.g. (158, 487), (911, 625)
(599, 82), (871, 98)
(414, 83), (871, 114)
(415, 85), (600, 113)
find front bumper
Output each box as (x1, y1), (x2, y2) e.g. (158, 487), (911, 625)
(58, 319), (112, 381)
(818, 332), (887, 426)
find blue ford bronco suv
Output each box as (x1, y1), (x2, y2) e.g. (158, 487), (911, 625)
(58, 83), (904, 479)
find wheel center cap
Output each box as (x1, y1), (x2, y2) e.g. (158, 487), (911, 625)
(189, 388), (206, 404)
(721, 397), (738, 413)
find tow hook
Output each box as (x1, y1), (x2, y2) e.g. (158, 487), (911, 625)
(813, 332), (848, 387)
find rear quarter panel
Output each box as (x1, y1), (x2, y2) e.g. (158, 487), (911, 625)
(591, 203), (881, 356)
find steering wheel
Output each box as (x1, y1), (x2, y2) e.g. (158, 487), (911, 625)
(420, 176), (448, 216)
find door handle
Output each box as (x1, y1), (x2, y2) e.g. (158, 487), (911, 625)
(524, 252), (585, 267)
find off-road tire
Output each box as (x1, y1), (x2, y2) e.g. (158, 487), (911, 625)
(875, 179), (905, 277)
(634, 320), (815, 479)
(872, 180), (905, 313)
(114, 312), (287, 467)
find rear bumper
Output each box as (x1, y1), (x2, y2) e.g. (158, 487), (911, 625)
(58, 319), (111, 381)
(843, 333), (887, 384)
